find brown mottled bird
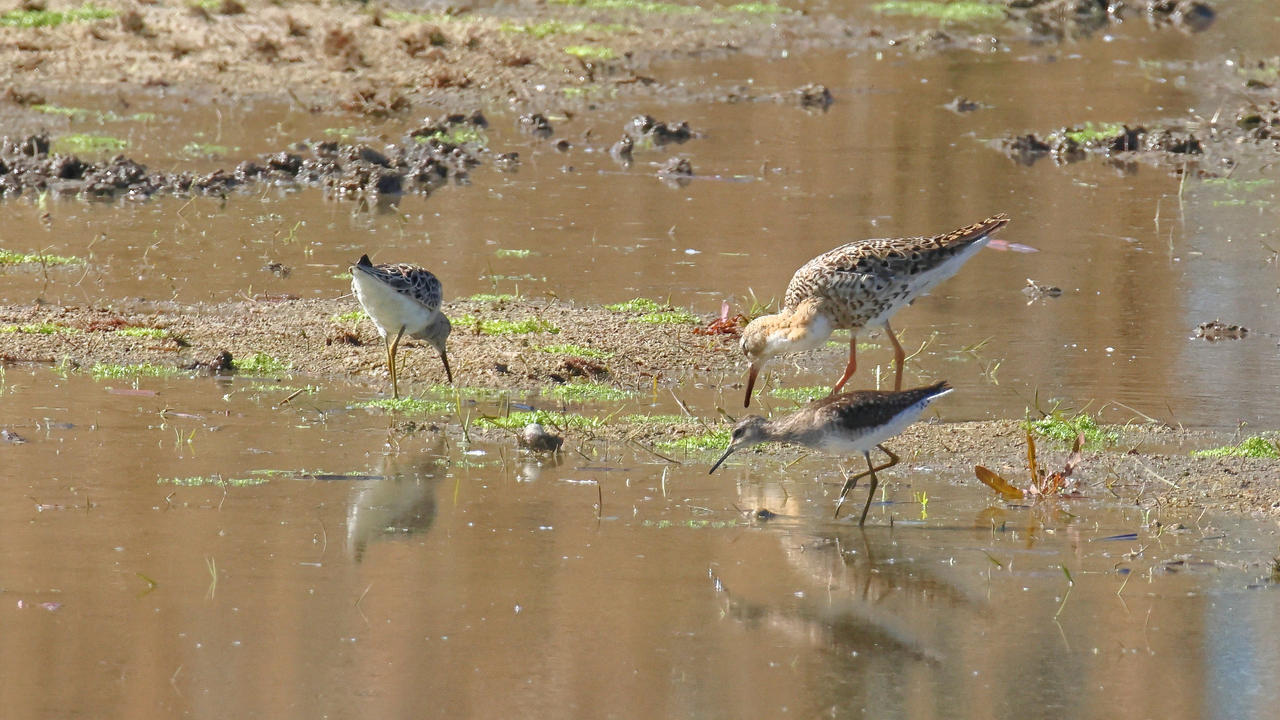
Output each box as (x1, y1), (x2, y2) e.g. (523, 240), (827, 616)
(740, 214), (1009, 407)
(710, 381), (953, 525)
(350, 255), (452, 398)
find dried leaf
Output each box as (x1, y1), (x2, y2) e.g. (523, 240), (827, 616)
(1025, 427), (1041, 487)
(1063, 432), (1085, 476)
(975, 466), (1025, 500)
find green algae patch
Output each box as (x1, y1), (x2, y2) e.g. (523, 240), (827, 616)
(331, 309), (367, 323)
(643, 518), (737, 529)
(658, 427), (731, 453)
(358, 397), (453, 414)
(116, 327), (167, 339)
(1062, 123), (1125, 144)
(182, 142), (234, 158)
(0, 3), (117, 27)
(455, 315), (560, 335)
(544, 382), (631, 403)
(564, 45), (617, 60)
(54, 133), (128, 154)
(465, 293), (518, 304)
(871, 1), (1004, 22)
(502, 19), (630, 37)
(31, 104), (155, 123)
(232, 352), (292, 376)
(606, 298), (699, 325)
(494, 248), (532, 258)
(637, 309), (699, 325)
(728, 3), (792, 15)
(476, 409), (603, 431)
(538, 343), (614, 359)
(417, 125), (488, 147)
(552, 0), (702, 15)
(1192, 436), (1280, 459)
(0, 248), (82, 266)
(1, 323), (79, 335)
(768, 386), (828, 403)
(605, 298), (664, 313)
(159, 474), (271, 488)
(91, 362), (181, 379)
(1028, 412), (1118, 449)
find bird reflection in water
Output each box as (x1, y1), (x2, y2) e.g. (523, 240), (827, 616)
(347, 444), (444, 562)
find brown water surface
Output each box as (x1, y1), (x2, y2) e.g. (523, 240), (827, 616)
(3, 366), (1279, 718)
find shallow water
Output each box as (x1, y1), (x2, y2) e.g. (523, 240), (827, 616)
(3, 366), (1279, 718)
(4, 2), (1280, 717)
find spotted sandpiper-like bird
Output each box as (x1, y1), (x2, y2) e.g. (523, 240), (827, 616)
(739, 214), (1009, 407)
(709, 381), (953, 525)
(350, 254), (453, 398)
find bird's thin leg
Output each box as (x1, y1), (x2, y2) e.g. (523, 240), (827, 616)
(884, 320), (907, 391)
(880, 317), (911, 389)
(830, 336), (858, 395)
(834, 444), (901, 520)
(859, 444), (900, 526)
(388, 325), (406, 399)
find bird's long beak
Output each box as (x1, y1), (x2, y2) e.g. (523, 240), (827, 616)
(709, 446), (735, 474)
(440, 352), (453, 384)
(743, 364), (760, 408)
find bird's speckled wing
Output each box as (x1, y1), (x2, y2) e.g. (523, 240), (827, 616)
(783, 214), (1009, 310)
(366, 262), (444, 311)
(805, 381), (952, 433)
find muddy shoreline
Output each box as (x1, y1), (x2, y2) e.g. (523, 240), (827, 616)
(2, 295), (1277, 521)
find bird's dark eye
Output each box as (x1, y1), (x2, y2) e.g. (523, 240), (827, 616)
(732, 428), (743, 439)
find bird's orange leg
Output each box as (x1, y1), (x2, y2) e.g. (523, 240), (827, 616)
(830, 336), (857, 395)
(884, 320), (906, 391)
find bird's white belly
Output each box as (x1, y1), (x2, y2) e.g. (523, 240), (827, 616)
(814, 410), (920, 457)
(352, 274), (436, 339)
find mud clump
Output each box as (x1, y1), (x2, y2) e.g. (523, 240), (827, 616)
(1005, 0), (1215, 40)
(625, 115), (697, 145)
(998, 124), (1202, 168)
(1196, 319), (1248, 342)
(0, 113), (495, 202)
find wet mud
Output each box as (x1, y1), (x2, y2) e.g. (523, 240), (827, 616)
(2, 295), (1278, 518)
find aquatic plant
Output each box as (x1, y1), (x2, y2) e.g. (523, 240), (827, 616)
(1028, 411), (1117, 448)
(494, 248), (532, 258)
(330, 309), (367, 323)
(30, 104), (156, 123)
(637, 310), (699, 325)
(1192, 436), (1280, 459)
